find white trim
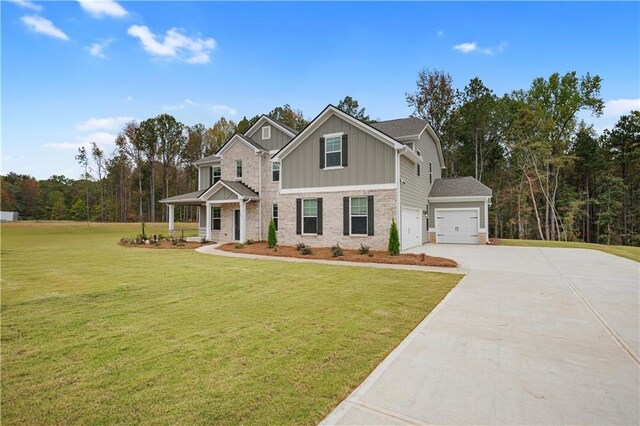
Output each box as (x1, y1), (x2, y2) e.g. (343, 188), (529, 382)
(322, 166), (343, 171)
(323, 131), (344, 139)
(272, 105), (403, 161)
(323, 132), (343, 169)
(279, 183), (396, 195)
(193, 157), (221, 166)
(198, 180), (259, 201)
(262, 125), (271, 140)
(205, 202), (212, 241)
(434, 207), (480, 244)
(395, 151), (401, 234)
(209, 199), (243, 204)
(245, 115), (297, 139)
(428, 195), (490, 203)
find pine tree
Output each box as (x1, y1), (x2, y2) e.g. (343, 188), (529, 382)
(388, 219), (400, 255)
(267, 219), (278, 248)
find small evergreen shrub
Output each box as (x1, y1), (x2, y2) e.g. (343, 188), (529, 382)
(358, 244), (370, 255)
(296, 242), (307, 252)
(388, 219), (400, 256)
(235, 243), (244, 249)
(300, 246), (312, 255)
(246, 239), (254, 245)
(267, 219), (278, 248)
(331, 244), (344, 257)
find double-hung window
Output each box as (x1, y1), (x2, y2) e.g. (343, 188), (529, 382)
(272, 203), (279, 230)
(350, 197), (368, 235)
(429, 162), (433, 184)
(262, 126), (271, 140)
(212, 167), (221, 184)
(325, 136), (342, 168)
(212, 207), (221, 230)
(235, 160), (243, 179)
(302, 199), (318, 234)
(272, 162), (280, 182)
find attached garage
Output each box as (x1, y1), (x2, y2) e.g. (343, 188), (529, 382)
(401, 207), (422, 250)
(427, 177), (493, 245)
(435, 209), (479, 244)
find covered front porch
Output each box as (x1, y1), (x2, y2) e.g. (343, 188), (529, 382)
(160, 180), (260, 243)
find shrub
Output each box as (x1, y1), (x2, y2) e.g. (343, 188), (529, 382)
(267, 219), (278, 248)
(331, 244), (344, 257)
(246, 239), (254, 245)
(420, 253), (426, 262)
(388, 219), (400, 256)
(120, 237), (132, 244)
(358, 244), (370, 255)
(300, 246), (312, 255)
(235, 243), (244, 249)
(296, 242), (307, 252)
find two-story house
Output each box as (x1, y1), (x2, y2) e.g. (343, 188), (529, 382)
(160, 105), (492, 250)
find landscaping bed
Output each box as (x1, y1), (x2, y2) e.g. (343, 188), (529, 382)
(219, 241), (458, 267)
(119, 234), (207, 249)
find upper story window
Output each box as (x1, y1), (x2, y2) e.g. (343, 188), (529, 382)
(212, 167), (221, 184)
(235, 160), (243, 179)
(350, 197), (368, 235)
(416, 149), (421, 157)
(429, 162), (433, 184)
(272, 162), (280, 182)
(325, 135), (342, 168)
(417, 163), (421, 176)
(262, 126), (271, 140)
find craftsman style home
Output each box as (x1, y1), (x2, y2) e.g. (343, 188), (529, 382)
(160, 105), (492, 250)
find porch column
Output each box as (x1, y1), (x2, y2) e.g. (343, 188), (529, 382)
(205, 202), (212, 241)
(168, 204), (175, 235)
(240, 200), (246, 243)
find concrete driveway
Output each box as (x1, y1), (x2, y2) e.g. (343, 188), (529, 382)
(322, 245), (640, 425)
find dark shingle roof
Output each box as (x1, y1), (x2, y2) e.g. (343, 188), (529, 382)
(371, 117), (428, 139)
(429, 177), (492, 197)
(218, 180), (259, 198)
(193, 154), (220, 165)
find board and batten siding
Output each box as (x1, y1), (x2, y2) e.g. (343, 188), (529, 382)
(246, 124), (292, 151)
(209, 187), (237, 201)
(198, 166), (211, 190)
(428, 200), (487, 229)
(281, 114), (396, 189)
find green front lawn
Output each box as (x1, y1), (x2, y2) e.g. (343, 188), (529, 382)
(500, 238), (640, 262)
(1, 222), (461, 424)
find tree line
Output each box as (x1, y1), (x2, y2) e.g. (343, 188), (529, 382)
(1, 79), (638, 245)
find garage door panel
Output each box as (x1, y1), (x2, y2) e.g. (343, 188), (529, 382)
(436, 209), (479, 244)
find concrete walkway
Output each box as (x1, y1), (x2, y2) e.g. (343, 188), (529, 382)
(323, 245), (640, 425)
(196, 244), (461, 275)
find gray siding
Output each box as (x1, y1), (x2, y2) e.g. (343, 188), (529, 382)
(198, 166), (211, 190)
(246, 123), (292, 151)
(399, 131), (442, 210)
(282, 114), (396, 189)
(209, 187), (237, 201)
(429, 201), (487, 229)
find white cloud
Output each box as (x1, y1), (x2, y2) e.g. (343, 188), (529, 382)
(21, 15), (69, 41)
(604, 98), (640, 116)
(453, 41), (507, 55)
(7, 0), (43, 11)
(76, 116), (133, 131)
(124, 96), (134, 102)
(453, 41), (477, 53)
(85, 38), (113, 58)
(437, 30), (444, 38)
(127, 25), (216, 64)
(43, 132), (117, 151)
(77, 0), (127, 18)
(162, 99), (236, 116)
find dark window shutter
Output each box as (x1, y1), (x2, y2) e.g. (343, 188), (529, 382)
(296, 199), (301, 235)
(317, 198), (323, 235)
(342, 134), (348, 167)
(367, 195), (374, 236)
(343, 197), (350, 235)
(319, 137), (325, 169)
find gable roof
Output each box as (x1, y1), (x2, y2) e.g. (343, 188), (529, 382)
(272, 105), (420, 163)
(244, 115), (298, 139)
(216, 133), (265, 157)
(193, 154), (220, 166)
(428, 177), (492, 198)
(371, 117), (429, 139)
(198, 179), (259, 201)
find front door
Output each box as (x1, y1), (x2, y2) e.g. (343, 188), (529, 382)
(233, 209), (240, 241)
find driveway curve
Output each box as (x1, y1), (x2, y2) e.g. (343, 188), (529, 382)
(323, 245), (639, 425)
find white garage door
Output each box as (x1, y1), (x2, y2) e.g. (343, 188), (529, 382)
(401, 208), (422, 250)
(436, 209), (479, 244)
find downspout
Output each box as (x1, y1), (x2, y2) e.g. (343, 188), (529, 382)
(395, 149), (402, 237)
(258, 152), (262, 240)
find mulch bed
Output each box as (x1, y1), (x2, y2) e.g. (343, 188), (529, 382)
(119, 240), (207, 249)
(218, 241), (458, 268)
(488, 238), (501, 245)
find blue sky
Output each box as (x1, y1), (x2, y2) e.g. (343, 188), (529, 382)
(2, 0), (639, 179)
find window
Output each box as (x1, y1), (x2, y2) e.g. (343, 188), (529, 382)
(350, 197), (368, 235)
(429, 162), (433, 184)
(212, 167), (221, 184)
(417, 163), (421, 176)
(302, 199), (318, 234)
(272, 162), (280, 182)
(212, 207), (221, 230)
(262, 126), (271, 140)
(325, 135), (342, 168)
(235, 160), (242, 179)
(416, 149), (421, 157)
(272, 203), (279, 230)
